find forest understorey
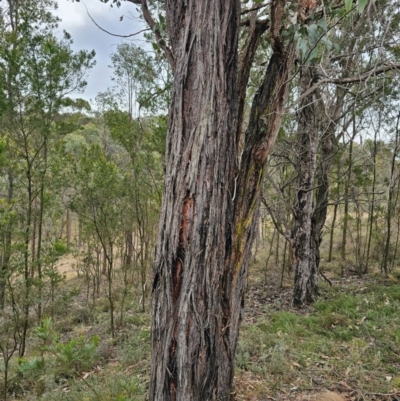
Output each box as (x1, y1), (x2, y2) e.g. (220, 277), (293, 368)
(234, 265), (400, 401)
(3, 256), (399, 401)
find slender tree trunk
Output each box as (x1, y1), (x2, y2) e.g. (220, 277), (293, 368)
(20, 162), (33, 358)
(309, 123), (336, 290)
(31, 199), (37, 277)
(328, 202), (338, 262)
(280, 239), (288, 288)
(275, 231), (280, 268)
(124, 230), (133, 268)
(355, 198), (363, 273)
(78, 218), (82, 248)
(0, 171), (13, 309)
(150, 1), (293, 399)
(291, 66), (319, 306)
(95, 248), (101, 298)
(102, 248), (107, 276)
(107, 255), (115, 338)
(66, 208), (72, 248)
(392, 170), (400, 266)
(36, 183), (45, 320)
(365, 128), (377, 274)
(36, 139), (48, 321)
(393, 204), (400, 267)
(382, 113), (400, 274)
(264, 228), (276, 283)
(341, 136), (354, 265)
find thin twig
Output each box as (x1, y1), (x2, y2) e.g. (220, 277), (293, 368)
(82, 2), (150, 38)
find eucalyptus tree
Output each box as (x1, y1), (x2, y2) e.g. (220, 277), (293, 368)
(0, 0), (95, 355)
(96, 40), (167, 312)
(103, 110), (165, 312)
(97, 41), (167, 117)
(85, 0), (400, 397)
(70, 145), (126, 337)
(288, 0), (400, 304)
(94, 0), (306, 399)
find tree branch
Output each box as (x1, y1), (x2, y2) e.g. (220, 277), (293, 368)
(137, 0), (175, 70)
(293, 63), (400, 107)
(237, 17), (270, 144)
(261, 196), (290, 239)
(270, 0), (286, 53)
(84, 4), (150, 38)
(240, 17), (269, 27)
(241, 2), (270, 15)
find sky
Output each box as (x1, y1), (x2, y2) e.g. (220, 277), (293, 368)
(55, 0), (149, 104)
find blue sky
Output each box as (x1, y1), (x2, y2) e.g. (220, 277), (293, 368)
(55, 0), (149, 103)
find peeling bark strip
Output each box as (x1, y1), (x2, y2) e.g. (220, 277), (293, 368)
(172, 194), (194, 302)
(150, 1), (293, 400)
(233, 46), (294, 272)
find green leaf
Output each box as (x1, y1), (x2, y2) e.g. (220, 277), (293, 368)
(299, 26), (308, 36)
(92, 335), (100, 347)
(308, 24), (319, 45)
(358, 0), (368, 13)
(317, 18), (327, 31)
(297, 39), (308, 59)
(309, 47), (320, 62)
(345, 0), (352, 12)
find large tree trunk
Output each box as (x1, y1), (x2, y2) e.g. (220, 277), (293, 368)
(150, 3), (240, 399)
(150, 1), (293, 400)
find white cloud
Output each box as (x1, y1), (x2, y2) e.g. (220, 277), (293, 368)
(54, 0), (148, 103)
(56, 1), (86, 29)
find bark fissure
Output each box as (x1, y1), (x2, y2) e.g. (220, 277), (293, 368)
(292, 66), (319, 306)
(150, 1), (294, 399)
(151, 2), (240, 400)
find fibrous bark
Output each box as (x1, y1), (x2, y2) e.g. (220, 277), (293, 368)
(150, 0), (293, 400)
(150, 2), (241, 399)
(291, 66), (319, 306)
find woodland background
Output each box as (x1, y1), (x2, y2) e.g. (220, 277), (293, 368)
(1, 0), (400, 400)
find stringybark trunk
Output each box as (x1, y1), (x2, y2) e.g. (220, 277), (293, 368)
(292, 67), (319, 306)
(309, 115), (337, 280)
(150, 0), (293, 399)
(293, 66), (345, 303)
(150, 3), (240, 400)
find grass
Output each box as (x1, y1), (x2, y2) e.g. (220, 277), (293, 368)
(3, 260), (400, 400)
(11, 316), (151, 401)
(235, 278), (400, 400)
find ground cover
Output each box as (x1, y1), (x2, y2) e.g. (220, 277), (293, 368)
(4, 262), (400, 400)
